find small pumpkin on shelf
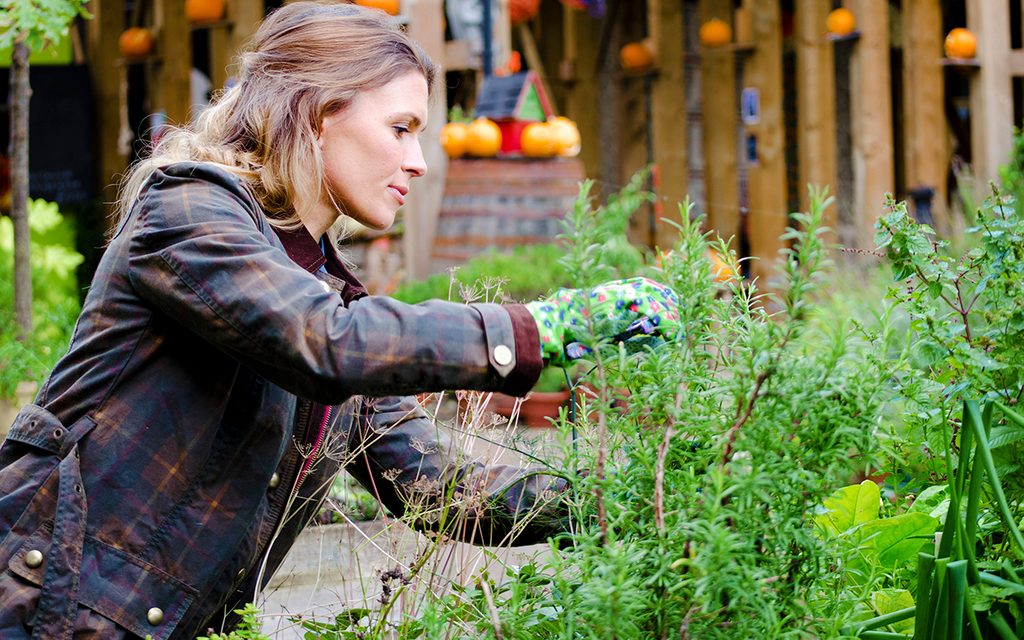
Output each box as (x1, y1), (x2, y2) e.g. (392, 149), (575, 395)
(353, 0), (400, 16)
(619, 39), (655, 72)
(118, 27), (155, 60)
(185, 0), (226, 23)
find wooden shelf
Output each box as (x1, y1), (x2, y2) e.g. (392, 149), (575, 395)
(116, 55), (161, 66)
(939, 57), (981, 69)
(826, 30), (861, 43)
(189, 19), (233, 31)
(699, 43), (755, 56)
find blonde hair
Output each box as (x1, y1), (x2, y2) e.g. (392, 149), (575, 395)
(115, 1), (437, 233)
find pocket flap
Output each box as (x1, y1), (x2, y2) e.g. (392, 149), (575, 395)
(9, 526), (198, 640)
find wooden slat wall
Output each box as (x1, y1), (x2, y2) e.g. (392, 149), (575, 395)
(86, 0), (127, 211)
(850, 0), (893, 248)
(902, 0), (947, 230)
(968, 0), (1014, 190)
(150, 0), (191, 126)
(795, 0), (837, 234)
(563, 9), (602, 183)
(403, 0), (447, 280)
(698, 0), (739, 246)
(742, 0), (786, 284)
(648, 0), (688, 248)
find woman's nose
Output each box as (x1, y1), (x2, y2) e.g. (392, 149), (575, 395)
(404, 140), (427, 178)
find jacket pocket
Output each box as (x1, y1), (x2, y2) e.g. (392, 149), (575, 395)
(8, 525), (198, 640)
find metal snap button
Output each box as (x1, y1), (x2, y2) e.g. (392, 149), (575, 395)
(24, 549), (44, 569)
(493, 344), (513, 366)
(147, 607), (164, 625)
(268, 472), (280, 489)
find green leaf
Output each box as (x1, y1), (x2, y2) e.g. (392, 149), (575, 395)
(869, 589), (916, 634)
(816, 480), (881, 537)
(855, 512), (938, 572)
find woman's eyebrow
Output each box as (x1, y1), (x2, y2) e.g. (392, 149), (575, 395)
(392, 112), (424, 128)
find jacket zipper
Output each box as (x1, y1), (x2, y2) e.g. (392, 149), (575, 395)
(292, 404), (332, 497)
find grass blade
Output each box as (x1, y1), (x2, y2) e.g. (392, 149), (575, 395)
(914, 553), (935, 640)
(968, 403), (1024, 556)
(946, 559), (967, 640)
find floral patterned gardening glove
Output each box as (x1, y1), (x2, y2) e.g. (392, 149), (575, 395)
(525, 277), (681, 367)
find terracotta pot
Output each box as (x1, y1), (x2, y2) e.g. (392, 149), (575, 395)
(490, 390), (571, 427)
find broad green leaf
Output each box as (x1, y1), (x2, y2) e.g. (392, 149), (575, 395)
(908, 485), (951, 521)
(856, 512), (938, 572)
(870, 589), (916, 634)
(816, 480), (881, 537)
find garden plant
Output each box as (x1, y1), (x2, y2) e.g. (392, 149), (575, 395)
(195, 155), (1024, 638)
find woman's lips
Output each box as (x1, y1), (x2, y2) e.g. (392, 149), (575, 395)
(389, 185), (408, 206)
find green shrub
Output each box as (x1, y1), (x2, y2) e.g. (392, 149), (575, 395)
(0, 199), (83, 399)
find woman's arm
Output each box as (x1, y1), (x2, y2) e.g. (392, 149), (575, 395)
(344, 395), (572, 546)
(124, 164), (541, 403)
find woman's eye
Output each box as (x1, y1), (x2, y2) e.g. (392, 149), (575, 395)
(393, 125), (410, 136)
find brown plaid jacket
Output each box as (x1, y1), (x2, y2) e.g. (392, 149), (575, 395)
(0, 163), (567, 639)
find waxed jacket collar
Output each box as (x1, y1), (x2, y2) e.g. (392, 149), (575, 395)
(271, 225), (368, 303)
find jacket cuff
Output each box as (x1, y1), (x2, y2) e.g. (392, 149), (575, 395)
(503, 304), (543, 397)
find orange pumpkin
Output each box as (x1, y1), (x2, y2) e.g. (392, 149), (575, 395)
(619, 39), (655, 72)
(825, 8), (856, 36)
(944, 27), (977, 59)
(118, 27), (155, 59)
(509, 0), (541, 25)
(354, 0), (401, 16)
(699, 18), (732, 48)
(465, 118), (502, 157)
(440, 122), (470, 159)
(547, 116), (581, 157)
(520, 122), (557, 158)
(706, 249), (738, 284)
(185, 0), (225, 23)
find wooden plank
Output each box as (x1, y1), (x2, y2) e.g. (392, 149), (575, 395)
(850, 0), (893, 249)
(967, 0), (1013, 189)
(699, 0), (739, 246)
(403, 0), (447, 279)
(795, 0), (837, 237)
(647, 0), (688, 249)
(563, 8), (600, 181)
(741, 0), (786, 285)
(902, 0), (947, 231)
(85, 0), (126, 218)
(151, 0), (192, 125)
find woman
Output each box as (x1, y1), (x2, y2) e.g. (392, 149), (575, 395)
(0, 3), (680, 638)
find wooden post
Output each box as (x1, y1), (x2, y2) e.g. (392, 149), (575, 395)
(849, 0), (893, 249)
(563, 9), (601, 181)
(151, 0), (192, 126)
(647, 0), (688, 249)
(208, 0), (264, 94)
(967, 0), (1013, 190)
(86, 0), (127, 216)
(403, 0), (447, 280)
(902, 0), (947, 231)
(699, 0), (740, 247)
(795, 0), (837, 235)
(741, 0), (786, 285)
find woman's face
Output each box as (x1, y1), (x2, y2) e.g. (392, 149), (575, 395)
(318, 71), (429, 231)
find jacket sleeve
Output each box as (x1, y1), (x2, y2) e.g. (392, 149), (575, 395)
(344, 395), (573, 546)
(123, 165), (541, 403)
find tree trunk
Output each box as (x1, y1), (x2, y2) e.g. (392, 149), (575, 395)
(10, 41), (33, 340)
